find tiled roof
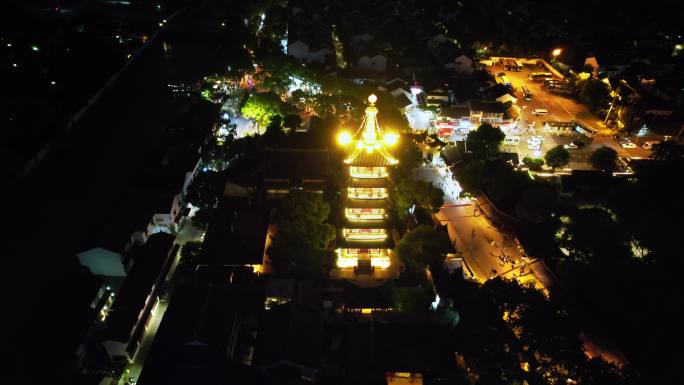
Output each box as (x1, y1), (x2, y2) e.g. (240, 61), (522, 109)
(347, 151), (395, 167)
(469, 100), (507, 114)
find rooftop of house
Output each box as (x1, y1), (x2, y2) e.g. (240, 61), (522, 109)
(263, 148), (329, 185)
(137, 266), (261, 385)
(439, 105), (470, 119)
(288, 11), (334, 52)
(484, 84), (513, 99)
(393, 92), (413, 109)
(254, 302), (324, 370)
(107, 232), (176, 342)
(469, 100), (507, 114)
(201, 201), (269, 266)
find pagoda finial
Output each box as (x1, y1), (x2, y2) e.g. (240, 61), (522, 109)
(337, 94), (398, 165)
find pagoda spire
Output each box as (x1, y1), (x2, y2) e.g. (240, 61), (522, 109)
(339, 94), (398, 165)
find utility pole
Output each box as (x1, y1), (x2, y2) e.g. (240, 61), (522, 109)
(604, 84), (620, 125)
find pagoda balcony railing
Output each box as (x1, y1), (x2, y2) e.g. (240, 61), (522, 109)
(349, 166), (388, 179)
(348, 188), (387, 200)
(343, 228), (387, 240)
(345, 208), (385, 220)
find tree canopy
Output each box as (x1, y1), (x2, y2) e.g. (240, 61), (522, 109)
(241, 91), (288, 127)
(393, 179), (444, 218)
(515, 188), (556, 224)
(393, 136), (424, 177)
(453, 159), (487, 195)
(465, 123), (505, 161)
(650, 141), (684, 161)
(589, 146), (618, 172)
(556, 207), (631, 264)
(396, 225), (452, 273)
(185, 170), (224, 228)
(579, 78), (609, 111)
(522, 156), (544, 171)
(544, 145), (570, 170)
(268, 190), (335, 277)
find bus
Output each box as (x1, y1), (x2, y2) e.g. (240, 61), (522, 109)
(504, 58), (521, 71)
(513, 60), (524, 71)
(522, 86), (532, 100)
(575, 123), (598, 138)
(529, 72), (553, 82)
(496, 75), (512, 88)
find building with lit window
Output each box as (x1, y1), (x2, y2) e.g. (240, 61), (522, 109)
(334, 95), (399, 277)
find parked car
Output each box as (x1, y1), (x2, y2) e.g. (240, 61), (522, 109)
(620, 142), (637, 148)
(504, 136), (521, 145)
(532, 108), (549, 116)
(563, 143), (578, 149)
(641, 141), (658, 150)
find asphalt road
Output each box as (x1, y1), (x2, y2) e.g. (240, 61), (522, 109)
(2, 10), (224, 383)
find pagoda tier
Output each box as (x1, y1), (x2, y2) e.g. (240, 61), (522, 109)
(340, 217), (388, 229)
(347, 177), (388, 189)
(336, 236), (394, 249)
(345, 198), (388, 209)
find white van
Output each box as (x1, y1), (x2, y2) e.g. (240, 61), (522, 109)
(532, 108), (549, 116)
(504, 136), (521, 145)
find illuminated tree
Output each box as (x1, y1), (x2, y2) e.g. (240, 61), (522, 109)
(522, 156), (545, 171)
(240, 91), (286, 127)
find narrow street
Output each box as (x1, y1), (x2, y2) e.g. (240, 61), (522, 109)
(415, 164), (535, 285)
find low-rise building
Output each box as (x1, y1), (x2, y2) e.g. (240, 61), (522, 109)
(426, 87), (449, 107)
(263, 148), (330, 197)
(468, 100), (507, 125)
(102, 233), (177, 361)
(287, 6), (334, 64)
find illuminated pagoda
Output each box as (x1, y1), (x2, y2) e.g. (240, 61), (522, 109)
(335, 94), (399, 276)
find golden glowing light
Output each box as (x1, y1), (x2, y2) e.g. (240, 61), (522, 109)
(383, 132), (399, 146)
(368, 94), (377, 104)
(552, 48), (562, 57)
(337, 131), (352, 145)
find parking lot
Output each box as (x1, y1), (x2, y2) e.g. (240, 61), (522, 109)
(489, 62), (650, 165)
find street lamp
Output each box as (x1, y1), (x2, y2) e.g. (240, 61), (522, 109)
(551, 48), (562, 63)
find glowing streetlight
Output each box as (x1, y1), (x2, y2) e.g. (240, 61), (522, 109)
(337, 131), (352, 146)
(383, 132), (399, 146)
(552, 48), (562, 63)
